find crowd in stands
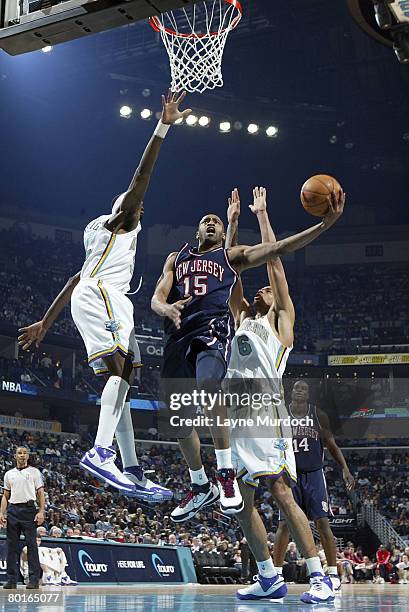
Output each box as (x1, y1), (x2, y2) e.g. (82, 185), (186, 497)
(1, 425), (409, 584)
(352, 449), (409, 537)
(1, 227), (409, 356)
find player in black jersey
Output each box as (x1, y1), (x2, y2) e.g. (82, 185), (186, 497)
(274, 380), (355, 591)
(151, 191), (344, 521)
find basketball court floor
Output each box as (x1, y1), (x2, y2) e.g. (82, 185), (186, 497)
(1, 584), (409, 611)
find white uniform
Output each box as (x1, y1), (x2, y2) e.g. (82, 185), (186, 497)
(3, 466), (44, 503)
(71, 196), (142, 375)
(224, 314), (296, 488)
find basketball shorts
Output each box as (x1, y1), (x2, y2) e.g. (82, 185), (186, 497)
(278, 468), (333, 521)
(71, 278), (141, 375)
(233, 433), (297, 489)
(161, 315), (232, 380)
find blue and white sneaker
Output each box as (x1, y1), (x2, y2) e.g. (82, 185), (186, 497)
(61, 574), (77, 586)
(80, 445), (135, 493)
(237, 573), (287, 600)
(329, 574), (341, 593)
(123, 466), (173, 502)
(300, 572), (335, 604)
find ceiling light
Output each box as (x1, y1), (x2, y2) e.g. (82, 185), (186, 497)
(198, 115), (210, 127)
(186, 114), (198, 126)
(266, 126), (278, 137)
(219, 121), (231, 133)
(119, 105), (133, 119)
(140, 108), (152, 119)
(247, 123), (259, 135)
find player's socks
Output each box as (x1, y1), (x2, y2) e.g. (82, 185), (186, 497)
(170, 482), (219, 523)
(300, 572), (335, 604)
(257, 558), (277, 578)
(236, 574), (287, 600)
(123, 465), (173, 502)
(95, 376), (130, 448)
(276, 566), (283, 576)
(305, 556), (323, 576)
(115, 401), (139, 467)
(189, 466), (209, 486)
(216, 468), (244, 515)
(215, 447), (233, 470)
(80, 445), (135, 492)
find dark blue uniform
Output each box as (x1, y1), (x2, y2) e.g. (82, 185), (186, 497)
(162, 243), (238, 381)
(280, 404), (332, 521)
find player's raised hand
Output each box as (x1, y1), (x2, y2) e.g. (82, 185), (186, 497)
(164, 296), (192, 330)
(249, 186), (267, 215)
(18, 321), (47, 350)
(322, 189), (345, 229)
(227, 188), (241, 224)
(161, 90), (192, 125)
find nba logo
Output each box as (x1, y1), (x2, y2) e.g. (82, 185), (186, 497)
(105, 320), (121, 333)
(273, 439), (288, 452)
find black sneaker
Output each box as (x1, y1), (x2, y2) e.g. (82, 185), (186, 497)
(26, 581), (40, 589)
(2, 582), (17, 589)
(216, 468), (244, 515)
(170, 482), (220, 522)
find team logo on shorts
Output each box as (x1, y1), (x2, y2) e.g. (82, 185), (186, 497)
(273, 439), (289, 452)
(105, 319), (121, 333)
(321, 501), (329, 513)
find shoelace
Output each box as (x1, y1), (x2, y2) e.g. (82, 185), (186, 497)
(310, 577), (324, 591)
(217, 470), (235, 498)
(179, 489), (196, 508)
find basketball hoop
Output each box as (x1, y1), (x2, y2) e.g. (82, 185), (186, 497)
(149, 0), (243, 94)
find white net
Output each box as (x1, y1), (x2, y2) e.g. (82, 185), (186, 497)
(150, 0), (242, 94)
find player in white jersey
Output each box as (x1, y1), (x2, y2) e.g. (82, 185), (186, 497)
(18, 91), (192, 500)
(225, 187), (343, 604)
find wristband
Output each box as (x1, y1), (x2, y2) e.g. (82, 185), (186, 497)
(154, 120), (170, 139)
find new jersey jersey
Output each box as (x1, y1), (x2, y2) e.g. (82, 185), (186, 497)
(227, 314), (292, 382)
(80, 215), (141, 294)
(164, 243), (238, 337)
(290, 403), (324, 473)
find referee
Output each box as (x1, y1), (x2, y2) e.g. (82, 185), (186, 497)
(0, 447), (44, 589)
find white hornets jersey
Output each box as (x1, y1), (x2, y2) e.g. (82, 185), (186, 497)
(227, 315), (292, 383)
(80, 214), (141, 294)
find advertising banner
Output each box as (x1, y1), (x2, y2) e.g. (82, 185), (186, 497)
(0, 537), (192, 584)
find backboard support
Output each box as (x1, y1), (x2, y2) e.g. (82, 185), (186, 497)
(0, 0), (203, 55)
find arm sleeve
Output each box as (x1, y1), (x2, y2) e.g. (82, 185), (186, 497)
(3, 472), (11, 491)
(34, 469), (44, 490)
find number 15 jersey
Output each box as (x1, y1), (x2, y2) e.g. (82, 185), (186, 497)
(165, 243), (238, 337)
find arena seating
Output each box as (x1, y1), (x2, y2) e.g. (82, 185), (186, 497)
(1, 228), (408, 354)
(1, 425), (409, 584)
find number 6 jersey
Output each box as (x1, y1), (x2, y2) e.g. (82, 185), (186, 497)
(226, 314), (292, 383)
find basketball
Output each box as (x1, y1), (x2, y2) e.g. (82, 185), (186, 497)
(301, 174), (343, 217)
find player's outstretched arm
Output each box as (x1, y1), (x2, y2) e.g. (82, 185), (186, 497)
(151, 252), (191, 330)
(225, 188), (240, 249)
(106, 91), (192, 234)
(318, 408), (355, 491)
(229, 190), (345, 272)
(225, 188), (250, 324)
(17, 272), (81, 350)
(250, 186), (295, 345)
